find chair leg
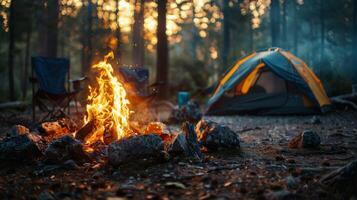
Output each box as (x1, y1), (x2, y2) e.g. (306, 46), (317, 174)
(32, 96), (36, 123)
(68, 99), (70, 115)
(74, 96), (79, 114)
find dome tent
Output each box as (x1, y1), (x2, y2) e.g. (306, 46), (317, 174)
(206, 48), (331, 115)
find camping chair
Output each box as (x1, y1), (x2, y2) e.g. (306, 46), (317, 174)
(31, 57), (86, 123)
(117, 67), (174, 121)
(118, 67), (162, 104)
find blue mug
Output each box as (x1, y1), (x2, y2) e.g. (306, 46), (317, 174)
(178, 91), (190, 107)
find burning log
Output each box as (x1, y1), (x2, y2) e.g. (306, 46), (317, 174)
(44, 135), (89, 164)
(9, 125), (30, 136)
(195, 119), (240, 151)
(320, 160), (357, 197)
(39, 118), (77, 140)
(181, 122), (204, 161)
(169, 133), (189, 155)
(75, 119), (96, 141)
(108, 134), (165, 167)
(288, 130), (321, 149)
(0, 133), (46, 161)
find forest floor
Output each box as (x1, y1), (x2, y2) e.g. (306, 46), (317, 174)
(0, 110), (356, 199)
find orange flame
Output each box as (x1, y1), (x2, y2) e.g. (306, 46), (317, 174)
(83, 52), (132, 145)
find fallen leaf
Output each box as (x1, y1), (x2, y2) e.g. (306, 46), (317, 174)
(165, 182), (186, 189)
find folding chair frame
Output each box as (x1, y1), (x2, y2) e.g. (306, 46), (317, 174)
(31, 58), (83, 123)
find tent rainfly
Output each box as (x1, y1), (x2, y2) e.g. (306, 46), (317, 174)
(206, 48), (331, 115)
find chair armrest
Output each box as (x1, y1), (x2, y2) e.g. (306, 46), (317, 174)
(29, 77), (37, 83)
(69, 76), (87, 83)
(69, 76), (88, 92)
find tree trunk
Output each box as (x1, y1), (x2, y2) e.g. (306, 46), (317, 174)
(191, 3), (198, 60)
(22, 23), (32, 100)
(8, 0), (16, 101)
(82, 0), (93, 75)
(320, 0), (325, 65)
(132, 0), (145, 67)
(282, 0), (287, 49)
(222, 0), (230, 67)
(293, 2), (299, 54)
(115, 0), (122, 61)
(270, 0), (280, 47)
(156, 0), (169, 99)
(249, 15), (254, 52)
(46, 0), (59, 57)
(352, 0), (357, 86)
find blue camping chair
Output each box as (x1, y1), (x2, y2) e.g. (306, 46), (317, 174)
(31, 57), (86, 122)
(117, 67), (166, 103)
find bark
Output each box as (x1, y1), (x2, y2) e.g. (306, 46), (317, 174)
(8, 0), (16, 101)
(270, 0), (280, 47)
(156, 0), (169, 99)
(249, 15), (254, 51)
(22, 23), (32, 100)
(132, 0), (145, 67)
(46, 0), (59, 57)
(222, 0), (230, 67)
(293, 2), (299, 54)
(281, 0), (288, 49)
(191, 4), (198, 60)
(82, 0), (93, 75)
(320, 0), (325, 65)
(37, 0), (47, 56)
(352, 0), (357, 85)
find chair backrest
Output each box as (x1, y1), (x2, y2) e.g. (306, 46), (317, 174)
(32, 57), (69, 95)
(118, 67), (149, 96)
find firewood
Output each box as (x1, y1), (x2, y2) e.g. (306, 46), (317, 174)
(320, 160), (357, 198)
(75, 120), (96, 141)
(181, 122), (204, 162)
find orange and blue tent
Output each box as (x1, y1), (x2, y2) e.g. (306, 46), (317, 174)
(206, 48), (331, 115)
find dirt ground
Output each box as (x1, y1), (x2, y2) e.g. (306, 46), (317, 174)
(0, 110), (356, 200)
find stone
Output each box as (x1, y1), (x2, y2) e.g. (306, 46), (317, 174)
(0, 133), (46, 161)
(195, 119), (240, 151)
(265, 190), (296, 200)
(9, 125), (30, 136)
(44, 135), (89, 164)
(286, 175), (299, 189)
(310, 116), (321, 124)
(320, 160), (357, 197)
(62, 159), (79, 170)
(108, 134), (165, 166)
(288, 130), (321, 149)
(38, 190), (55, 200)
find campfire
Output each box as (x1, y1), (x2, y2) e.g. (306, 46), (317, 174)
(80, 52), (133, 148)
(0, 52), (241, 168)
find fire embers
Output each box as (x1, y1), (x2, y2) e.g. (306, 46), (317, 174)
(195, 119), (240, 151)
